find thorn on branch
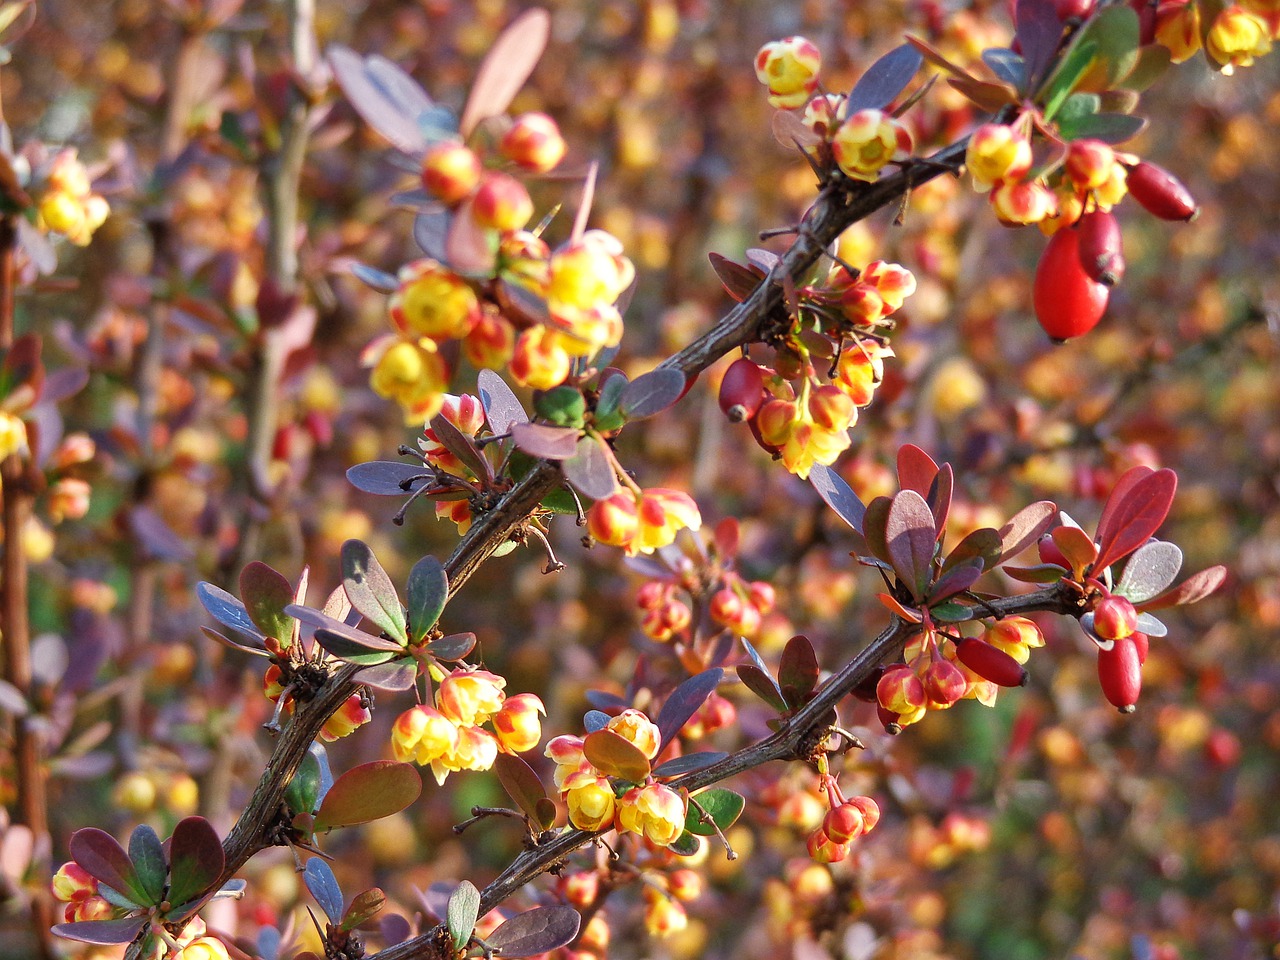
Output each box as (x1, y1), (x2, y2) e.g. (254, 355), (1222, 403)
(453, 806), (529, 835)
(527, 526), (566, 574)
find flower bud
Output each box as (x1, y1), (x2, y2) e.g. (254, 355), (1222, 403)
(991, 179), (1056, 225)
(421, 142), (483, 205)
(321, 693), (371, 741)
(1124, 161), (1199, 221)
(561, 871), (599, 908)
(921, 656), (968, 707)
(390, 260), (479, 341)
(643, 889), (689, 938)
(754, 36), (822, 109)
(1205, 5), (1271, 74)
(65, 895), (115, 923)
(438, 669), (507, 726)
(472, 172), (534, 231)
(501, 112), (567, 172)
(510, 327), (572, 391)
(808, 384), (856, 432)
(1093, 595), (1139, 640)
(1098, 633), (1143, 712)
(668, 868), (703, 902)
(492, 692), (546, 754)
(849, 795), (880, 832)
(51, 862), (98, 902)
(1155, 0), (1202, 61)
(806, 826), (848, 863)
(718, 357), (766, 423)
(618, 782), (686, 845)
(463, 308), (516, 370)
(1065, 139), (1118, 192)
(965, 123), (1032, 190)
(877, 663), (927, 714)
(607, 708), (662, 759)
(823, 802), (866, 844)
(832, 109), (902, 182)
(587, 491), (640, 550)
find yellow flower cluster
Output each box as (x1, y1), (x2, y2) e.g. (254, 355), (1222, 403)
(586, 487), (702, 555)
(36, 150), (109, 246)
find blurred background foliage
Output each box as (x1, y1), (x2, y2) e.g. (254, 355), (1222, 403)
(1, 0), (1279, 958)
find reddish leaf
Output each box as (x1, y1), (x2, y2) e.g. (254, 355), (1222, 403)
(69, 828), (148, 906)
(860, 496), (893, 564)
(1016, 0), (1066, 88)
(239, 562), (295, 645)
(459, 8), (551, 137)
(511, 422), (580, 460)
(355, 660), (417, 691)
(946, 75), (1019, 110)
(927, 558), (984, 604)
(771, 108), (821, 149)
(285, 604), (403, 662)
(429, 413), (492, 483)
(745, 248), (779, 273)
(927, 463), (953, 542)
(487, 905), (582, 958)
(656, 669), (723, 748)
(619, 368), (686, 420)
(713, 517), (740, 559)
(846, 43), (923, 113)
(167, 817), (225, 909)
(446, 199), (497, 275)
(495, 753), (554, 829)
(1051, 525), (1098, 576)
(563, 436), (619, 500)
(997, 501), (1058, 564)
(477, 369), (528, 435)
(51, 916), (148, 946)
(1091, 469), (1177, 574)
(582, 730), (651, 782)
(1002, 563), (1069, 584)
(708, 253), (762, 302)
(896, 444), (939, 497)
(876, 592), (923, 622)
(341, 540), (408, 643)
(341, 888), (387, 932)
(737, 664), (786, 711)
(808, 463), (867, 532)
(778, 636), (819, 710)
(941, 528), (1002, 577)
(1094, 465), (1155, 547)
(885, 490), (938, 600)
(346, 461), (436, 496)
(314, 761), (423, 832)
(1138, 565), (1227, 611)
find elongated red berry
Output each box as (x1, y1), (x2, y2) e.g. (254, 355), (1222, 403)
(718, 358), (766, 423)
(1038, 534), (1071, 569)
(1077, 210), (1125, 286)
(1098, 633), (1142, 712)
(1131, 631), (1149, 665)
(1034, 227), (1110, 342)
(955, 637), (1028, 688)
(1125, 161), (1198, 221)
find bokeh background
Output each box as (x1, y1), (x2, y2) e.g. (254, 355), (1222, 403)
(2, 1), (1279, 958)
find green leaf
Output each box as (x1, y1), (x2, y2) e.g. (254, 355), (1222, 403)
(540, 489), (580, 515)
(406, 555), (448, 643)
(239, 562), (296, 646)
(930, 601), (975, 623)
(1118, 43), (1171, 92)
(1059, 111), (1148, 144)
(284, 750), (324, 817)
(1054, 92), (1100, 129)
(126, 825), (166, 907)
(166, 817), (224, 910)
(341, 540), (408, 643)
(668, 831), (701, 856)
(534, 386), (587, 427)
(594, 372), (628, 427)
(447, 881), (481, 950)
(684, 788), (745, 837)
(1040, 38), (1098, 120)
(314, 761), (422, 832)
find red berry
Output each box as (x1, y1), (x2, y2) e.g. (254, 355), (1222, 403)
(1097, 633), (1142, 712)
(718, 358), (766, 423)
(955, 637), (1028, 688)
(1125, 161), (1199, 222)
(1077, 209), (1125, 286)
(1034, 227), (1110, 341)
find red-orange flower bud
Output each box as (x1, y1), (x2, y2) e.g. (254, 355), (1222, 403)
(823, 802), (866, 844)
(472, 172), (534, 232)
(501, 112), (567, 173)
(1093, 595), (1139, 640)
(421, 142), (482, 205)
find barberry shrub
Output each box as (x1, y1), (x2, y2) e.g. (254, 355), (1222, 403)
(0, 1), (1272, 959)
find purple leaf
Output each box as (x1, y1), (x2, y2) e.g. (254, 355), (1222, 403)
(167, 817), (224, 909)
(494, 753), (554, 829)
(381, 913), (412, 946)
(42, 366), (89, 405)
(446, 199), (496, 275)
(428, 413), (492, 483)
(304, 858), (344, 925)
(196, 582), (265, 644)
(314, 762), (422, 832)
(346, 460), (437, 497)
(284, 604), (403, 661)
(407, 556), (449, 643)
(941, 528), (1002, 577)
(885, 490), (938, 600)
(414, 210), (451, 260)
(738, 664), (786, 711)
(511, 422), (579, 460)
(1091, 469), (1177, 574)
(127, 506), (192, 561)
(708, 253), (762, 302)
(996, 501), (1058, 564)
(778, 635), (819, 710)
(860, 496), (894, 565)
(0, 678), (28, 716)
(425, 632), (477, 662)
(487, 906), (582, 958)
(845, 43), (923, 113)
(583, 730), (651, 782)
(356, 660), (417, 691)
(655, 669), (723, 749)
(926, 558), (984, 604)
(51, 916), (148, 946)
(328, 46), (431, 154)
(585, 689), (629, 711)
(459, 9), (552, 138)
(982, 47), (1026, 89)
(808, 463), (867, 532)
(583, 710), (611, 732)
(653, 752), (729, 779)
(69, 828), (148, 906)
(350, 262), (398, 293)
(563, 436), (619, 500)
(239, 562), (296, 645)
(619, 368), (686, 420)
(1114, 540), (1183, 604)
(341, 540), (408, 643)
(1016, 0), (1066, 89)
(477, 369), (528, 435)
(745, 248), (779, 273)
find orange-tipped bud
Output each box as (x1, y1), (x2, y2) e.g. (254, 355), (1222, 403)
(808, 384), (856, 432)
(437, 668), (507, 726)
(607, 708), (662, 759)
(849, 795), (880, 832)
(991, 179), (1056, 225)
(321, 693), (372, 741)
(668, 868), (703, 902)
(1098, 633), (1143, 712)
(954, 637), (1028, 687)
(823, 802), (866, 844)
(421, 142), (482, 205)
(492, 693), (546, 754)
(921, 656), (968, 707)
(643, 889), (689, 938)
(1065, 139), (1118, 192)
(501, 112), (567, 173)
(561, 871), (599, 908)
(65, 895), (115, 923)
(806, 826), (849, 863)
(463, 309), (516, 370)
(965, 123), (1032, 190)
(588, 491), (641, 550)
(618, 782), (686, 846)
(51, 861), (98, 902)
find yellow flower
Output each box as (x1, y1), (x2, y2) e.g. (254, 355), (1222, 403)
(492, 693), (546, 754)
(606, 709), (661, 759)
(174, 937), (231, 960)
(617, 782), (686, 846)
(0, 412), (29, 462)
(437, 669), (506, 726)
(545, 735), (591, 789)
(391, 705), (458, 767)
(965, 123), (1032, 191)
(832, 109), (907, 182)
(643, 888), (689, 938)
(1156, 0), (1203, 62)
(430, 725), (500, 785)
(367, 337), (449, 424)
(1206, 4), (1272, 72)
(754, 37), (822, 109)
(320, 694), (371, 742)
(563, 771), (617, 831)
(510, 326), (571, 391)
(389, 260), (479, 341)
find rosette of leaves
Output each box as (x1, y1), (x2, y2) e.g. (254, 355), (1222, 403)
(1003, 464), (1226, 644)
(281, 744), (421, 851)
(809, 445), (1059, 625)
(52, 818), (239, 949)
